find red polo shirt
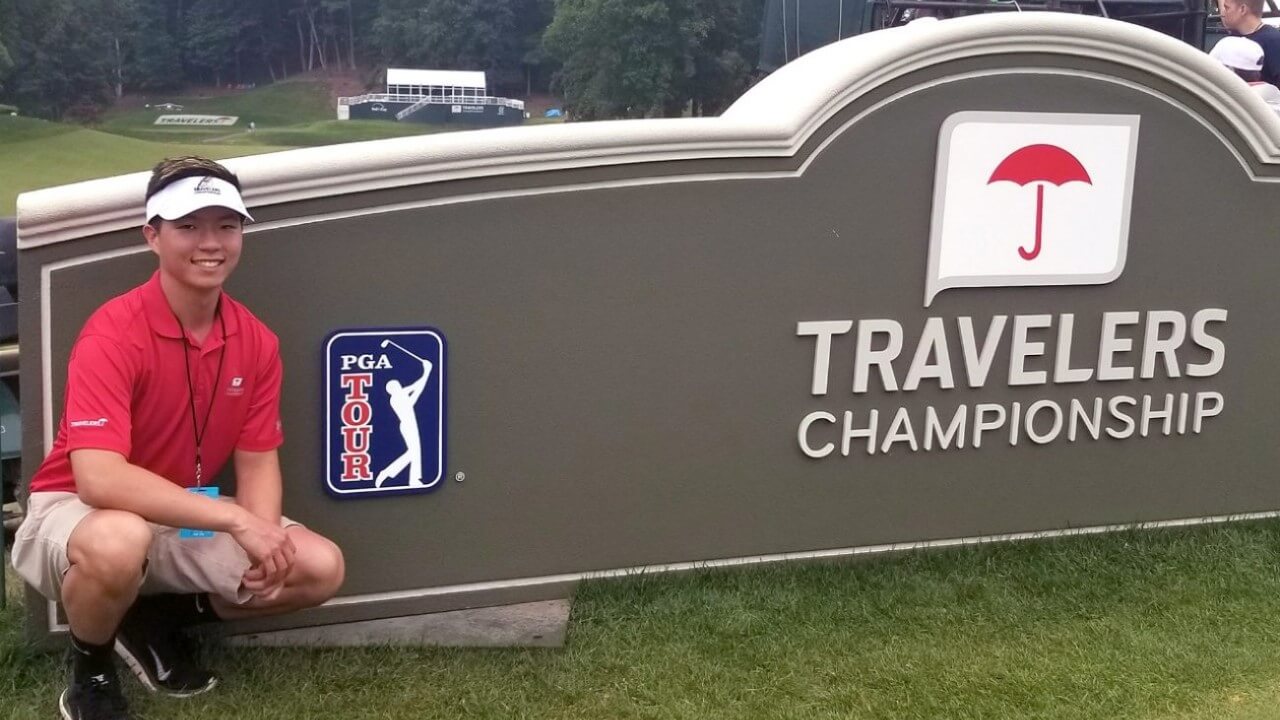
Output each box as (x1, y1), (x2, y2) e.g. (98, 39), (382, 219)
(28, 272), (284, 494)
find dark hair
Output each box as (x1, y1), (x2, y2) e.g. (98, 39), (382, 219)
(145, 157), (242, 228)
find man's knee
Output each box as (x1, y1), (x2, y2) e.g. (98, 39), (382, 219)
(67, 510), (152, 589)
(291, 530), (345, 605)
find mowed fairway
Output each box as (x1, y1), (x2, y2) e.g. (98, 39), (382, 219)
(0, 115), (289, 216)
(96, 80), (336, 142)
(1, 80), (530, 215)
(7, 520), (1280, 719)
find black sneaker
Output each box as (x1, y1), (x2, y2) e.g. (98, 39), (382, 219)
(59, 663), (131, 720)
(114, 603), (218, 697)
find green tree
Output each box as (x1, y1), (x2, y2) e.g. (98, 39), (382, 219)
(185, 0), (243, 85)
(240, 0), (295, 82)
(100, 0), (138, 99)
(5, 0), (114, 118)
(544, 0), (760, 120)
(128, 0), (183, 90)
(0, 0), (553, 112)
(374, 0), (516, 74)
(0, 40), (12, 95)
(0, 0), (15, 95)
(688, 0), (761, 116)
(513, 0), (555, 96)
(544, 0), (699, 119)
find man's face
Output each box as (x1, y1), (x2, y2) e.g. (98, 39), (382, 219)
(143, 206), (244, 293)
(1220, 0), (1251, 31)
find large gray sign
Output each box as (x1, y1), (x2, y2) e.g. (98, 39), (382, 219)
(18, 14), (1280, 638)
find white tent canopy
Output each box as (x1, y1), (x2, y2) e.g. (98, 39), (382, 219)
(386, 68), (486, 93)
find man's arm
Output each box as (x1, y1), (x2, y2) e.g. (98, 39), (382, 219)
(233, 448), (282, 525)
(1263, 31), (1280, 86)
(73, 448), (242, 530)
(233, 448), (291, 597)
(405, 359), (433, 403)
(71, 448), (295, 581)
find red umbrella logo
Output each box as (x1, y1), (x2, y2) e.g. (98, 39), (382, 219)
(987, 144), (1092, 261)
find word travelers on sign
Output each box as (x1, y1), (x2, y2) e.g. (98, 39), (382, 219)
(795, 309), (1228, 459)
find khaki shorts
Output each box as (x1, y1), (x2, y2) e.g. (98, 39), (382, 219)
(11, 491), (299, 605)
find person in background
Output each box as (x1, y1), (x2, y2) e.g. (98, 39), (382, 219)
(1218, 0), (1280, 86)
(1210, 36), (1280, 111)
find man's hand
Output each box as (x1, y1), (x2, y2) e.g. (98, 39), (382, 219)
(241, 564), (286, 601)
(229, 507), (296, 593)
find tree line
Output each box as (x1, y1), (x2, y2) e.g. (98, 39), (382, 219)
(0, 0), (763, 121)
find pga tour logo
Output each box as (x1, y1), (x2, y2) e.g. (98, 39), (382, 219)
(325, 329), (446, 497)
(926, 111), (1140, 306)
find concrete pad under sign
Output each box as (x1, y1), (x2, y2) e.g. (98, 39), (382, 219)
(226, 599), (570, 648)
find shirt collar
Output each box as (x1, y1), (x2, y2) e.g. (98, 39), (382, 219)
(140, 271), (241, 341)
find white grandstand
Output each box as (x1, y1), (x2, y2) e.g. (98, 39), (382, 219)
(338, 68), (525, 127)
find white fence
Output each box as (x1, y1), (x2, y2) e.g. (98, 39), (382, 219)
(337, 93), (525, 119)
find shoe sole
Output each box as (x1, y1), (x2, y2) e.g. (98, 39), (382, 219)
(58, 688), (71, 720)
(113, 639), (217, 698)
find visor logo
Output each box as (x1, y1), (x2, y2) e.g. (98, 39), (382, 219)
(194, 177), (222, 195)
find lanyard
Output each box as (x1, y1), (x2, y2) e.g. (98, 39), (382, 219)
(174, 302), (227, 487)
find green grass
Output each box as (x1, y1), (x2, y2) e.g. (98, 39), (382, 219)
(93, 81), (475, 147)
(6, 521), (1280, 718)
(0, 78), (558, 215)
(0, 115), (77, 144)
(218, 119), (464, 147)
(0, 115), (289, 216)
(0, 116), (490, 216)
(99, 81), (335, 138)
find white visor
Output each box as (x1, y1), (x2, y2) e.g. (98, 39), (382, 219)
(145, 175), (253, 224)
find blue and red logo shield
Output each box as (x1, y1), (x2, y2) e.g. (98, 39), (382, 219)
(324, 329), (446, 497)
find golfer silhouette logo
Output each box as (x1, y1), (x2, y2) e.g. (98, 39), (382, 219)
(324, 328), (447, 497)
(374, 340), (432, 489)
